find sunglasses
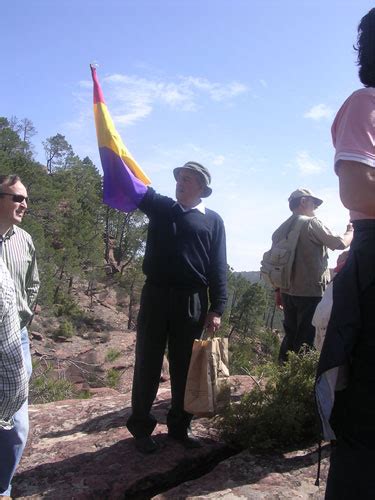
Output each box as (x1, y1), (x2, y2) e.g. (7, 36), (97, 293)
(0, 193), (28, 203)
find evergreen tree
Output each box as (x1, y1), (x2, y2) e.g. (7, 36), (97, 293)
(46, 159), (104, 302)
(104, 206), (148, 274)
(231, 282), (268, 338)
(0, 117), (29, 156)
(43, 133), (74, 173)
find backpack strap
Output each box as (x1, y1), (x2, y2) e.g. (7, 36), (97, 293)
(286, 215), (311, 239)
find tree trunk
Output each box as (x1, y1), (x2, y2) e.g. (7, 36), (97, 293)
(116, 213), (130, 266)
(228, 325), (236, 340)
(128, 278), (135, 329)
(104, 206), (110, 263)
(270, 302), (277, 331)
(53, 262), (65, 303)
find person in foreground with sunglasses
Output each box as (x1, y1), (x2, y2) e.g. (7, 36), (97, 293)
(0, 174), (39, 499)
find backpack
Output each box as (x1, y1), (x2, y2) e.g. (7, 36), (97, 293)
(260, 215), (311, 289)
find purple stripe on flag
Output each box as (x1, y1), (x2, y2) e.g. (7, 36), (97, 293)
(100, 147), (147, 212)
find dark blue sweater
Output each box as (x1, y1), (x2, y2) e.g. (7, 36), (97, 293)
(139, 188), (227, 315)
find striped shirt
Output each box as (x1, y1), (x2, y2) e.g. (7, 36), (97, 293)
(1, 225), (40, 329)
(0, 258), (28, 425)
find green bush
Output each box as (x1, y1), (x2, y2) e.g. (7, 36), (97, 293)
(105, 348), (122, 362)
(106, 368), (122, 388)
(216, 349), (320, 451)
(230, 328), (280, 374)
(230, 340), (254, 374)
(53, 294), (85, 321)
(53, 319), (75, 339)
(29, 361), (91, 404)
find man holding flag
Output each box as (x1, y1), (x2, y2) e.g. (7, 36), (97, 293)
(91, 66), (227, 454)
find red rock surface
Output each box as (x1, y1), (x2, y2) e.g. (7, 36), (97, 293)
(13, 386), (232, 499)
(13, 288), (330, 499)
(13, 375), (329, 499)
(156, 446), (330, 499)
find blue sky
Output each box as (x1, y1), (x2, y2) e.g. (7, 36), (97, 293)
(1, 0), (373, 270)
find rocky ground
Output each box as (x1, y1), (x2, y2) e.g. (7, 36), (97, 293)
(13, 379), (330, 499)
(11, 283), (330, 499)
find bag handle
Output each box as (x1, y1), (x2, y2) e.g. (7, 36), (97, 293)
(200, 328), (229, 341)
(200, 328), (212, 340)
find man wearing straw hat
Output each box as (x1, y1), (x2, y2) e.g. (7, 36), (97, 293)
(126, 161), (227, 454)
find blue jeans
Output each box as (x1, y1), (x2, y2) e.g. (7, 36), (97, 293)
(0, 327), (31, 496)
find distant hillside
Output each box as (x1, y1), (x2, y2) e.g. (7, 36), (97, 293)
(235, 271), (261, 283)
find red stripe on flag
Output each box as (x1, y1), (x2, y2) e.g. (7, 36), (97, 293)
(90, 65), (105, 105)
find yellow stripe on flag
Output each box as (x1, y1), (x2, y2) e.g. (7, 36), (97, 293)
(94, 102), (151, 186)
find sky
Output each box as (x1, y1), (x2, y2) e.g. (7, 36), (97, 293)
(1, 0), (374, 271)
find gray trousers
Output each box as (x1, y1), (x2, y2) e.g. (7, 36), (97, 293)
(126, 283), (208, 438)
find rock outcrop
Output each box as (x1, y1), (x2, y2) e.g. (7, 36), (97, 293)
(13, 376), (329, 499)
(156, 446), (330, 499)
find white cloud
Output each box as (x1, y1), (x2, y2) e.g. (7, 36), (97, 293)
(304, 103), (333, 121)
(82, 73), (248, 126)
(296, 151), (326, 176)
(68, 74), (248, 169)
(212, 155), (225, 166)
(182, 77), (248, 101)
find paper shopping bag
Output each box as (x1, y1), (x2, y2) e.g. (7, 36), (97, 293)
(184, 337), (230, 417)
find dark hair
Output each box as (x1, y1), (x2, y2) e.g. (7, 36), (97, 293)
(356, 8), (375, 87)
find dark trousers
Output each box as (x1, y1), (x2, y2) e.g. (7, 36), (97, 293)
(323, 220), (375, 498)
(325, 444), (375, 499)
(126, 283), (208, 438)
(279, 293), (320, 362)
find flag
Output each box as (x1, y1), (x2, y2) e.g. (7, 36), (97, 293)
(90, 65), (151, 212)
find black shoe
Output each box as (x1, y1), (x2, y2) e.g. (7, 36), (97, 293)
(168, 429), (203, 449)
(135, 436), (159, 454)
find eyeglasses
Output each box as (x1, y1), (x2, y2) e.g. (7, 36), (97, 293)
(0, 193), (28, 203)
